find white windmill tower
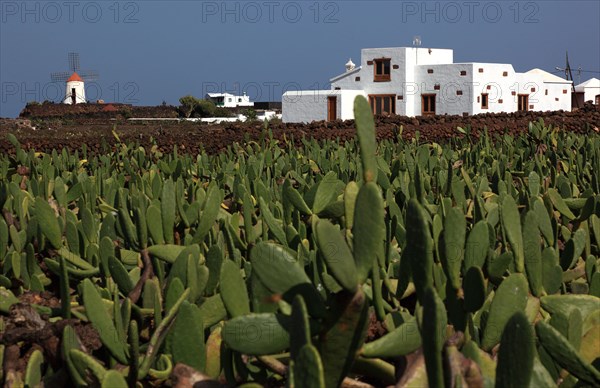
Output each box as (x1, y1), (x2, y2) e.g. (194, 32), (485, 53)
(50, 52), (98, 105)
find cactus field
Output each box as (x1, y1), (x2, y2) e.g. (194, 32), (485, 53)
(1, 96), (600, 387)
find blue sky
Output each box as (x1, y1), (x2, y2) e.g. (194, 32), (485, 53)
(1, 0), (599, 117)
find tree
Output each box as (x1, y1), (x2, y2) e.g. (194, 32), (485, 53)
(196, 99), (217, 117)
(244, 108), (258, 121)
(179, 95), (201, 118)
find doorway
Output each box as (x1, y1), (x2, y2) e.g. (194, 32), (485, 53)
(518, 94), (529, 111)
(327, 96), (337, 121)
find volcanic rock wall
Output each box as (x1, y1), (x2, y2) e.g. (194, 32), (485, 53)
(19, 103), (179, 120)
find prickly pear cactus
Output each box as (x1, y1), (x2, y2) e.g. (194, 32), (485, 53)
(0, 98), (598, 387)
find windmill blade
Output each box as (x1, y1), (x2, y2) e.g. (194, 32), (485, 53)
(51, 71), (71, 82)
(79, 70), (99, 81)
(68, 52), (80, 72)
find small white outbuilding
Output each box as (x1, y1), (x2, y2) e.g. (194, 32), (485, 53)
(63, 72), (86, 105)
(205, 93), (254, 108)
(283, 47), (574, 123)
(575, 78), (600, 105)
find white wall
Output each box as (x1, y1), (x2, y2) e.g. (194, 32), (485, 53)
(469, 63), (519, 114)
(583, 86), (600, 103)
(64, 81), (86, 104)
(282, 90), (366, 123)
(539, 82), (572, 111)
(413, 63), (474, 116)
(224, 95), (254, 108)
(339, 90), (368, 120)
(515, 73), (572, 112)
(357, 48), (451, 113)
(257, 111), (280, 121)
(129, 112), (282, 124)
(514, 72), (543, 112)
(235, 95), (254, 108)
(403, 48), (418, 116)
(223, 95), (236, 108)
(283, 90), (329, 123)
(331, 68), (362, 90)
(331, 47), (454, 116)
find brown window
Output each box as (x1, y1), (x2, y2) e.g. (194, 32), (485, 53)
(531, 87), (536, 92)
(368, 95), (396, 115)
(498, 99), (503, 103)
(460, 70), (467, 76)
(421, 94), (436, 116)
(563, 89), (567, 94)
(481, 93), (489, 109)
(397, 95), (403, 100)
(434, 84), (440, 90)
(479, 68), (484, 73)
(355, 77), (360, 82)
(529, 105), (534, 109)
(393, 65), (400, 69)
(511, 91), (516, 96)
(555, 98), (559, 101)
(518, 94), (529, 111)
(487, 85), (491, 90)
(427, 69), (434, 74)
(545, 89), (548, 95)
(367, 60), (373, 65)
(456, 90), (463, 96)
(374, 58), (391, 82)
(503, 71), (508, 76)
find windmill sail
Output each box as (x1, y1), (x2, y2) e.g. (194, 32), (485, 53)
(50, 52), (98, 82)
(78, 70), (99, 81)
(68, 52), (80, 72)
(50, 71), (72, 82)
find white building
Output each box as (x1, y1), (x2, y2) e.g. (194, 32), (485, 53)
(206, 92), (254, 108)
(283, 47), (573, 123)
(63, 72), (86, 105)
(575, 78), (600, 105)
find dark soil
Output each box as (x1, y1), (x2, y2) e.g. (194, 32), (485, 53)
(1, 104), (599, 157)
(18, 291), (61, 309)
(0, 304), (102, 379)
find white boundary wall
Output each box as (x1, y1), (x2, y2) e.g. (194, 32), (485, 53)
(282, 90), (366, 123)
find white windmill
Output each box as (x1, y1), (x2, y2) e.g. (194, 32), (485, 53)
(50, 52), (98, 105)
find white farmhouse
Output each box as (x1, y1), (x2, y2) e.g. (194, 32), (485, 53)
(282, 47), (573, 123)
(575, 78), (600, 105)
(206, 92), (254, 108)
